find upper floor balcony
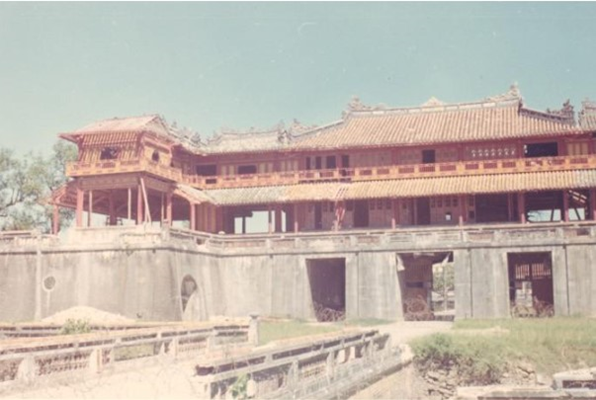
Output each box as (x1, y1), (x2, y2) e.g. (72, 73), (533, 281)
(66, 153), (596, 190)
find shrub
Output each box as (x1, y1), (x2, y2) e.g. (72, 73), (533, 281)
(60, 318), (91, 335)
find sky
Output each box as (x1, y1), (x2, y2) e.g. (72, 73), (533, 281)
(2, 2), (596, 155)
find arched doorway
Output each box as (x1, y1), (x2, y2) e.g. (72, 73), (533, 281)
(180, 275), (206, 321)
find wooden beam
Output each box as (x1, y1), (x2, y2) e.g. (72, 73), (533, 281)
(52, 204), (59, 234)
(562, 191), (570, 222)
(591, 189), (596, 221)
(459, 195), (466, 226)
(109, 191), (116, 225)
(76, 186), (84, 227)
(127, 187), (132, 221)
(140, 177), (151, 224)
(190, 202), (196, 231)
(518, 192), (526, 223)
(87, 190), (93, 227)
(137, 183), (143, 225)
(166, 191), (173, 225)
(294, 203), (299, 233)
(274, 205), (282, 233)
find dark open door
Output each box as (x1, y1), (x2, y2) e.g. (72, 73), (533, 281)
(315, 203), (323, 230)
(326, 156), (337, 169)
(354, 200), (369, 228)
(422, 150), (436, 164)
(416, 198), (431, 225)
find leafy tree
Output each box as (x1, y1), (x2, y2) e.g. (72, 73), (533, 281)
(0, 142), (77, 232)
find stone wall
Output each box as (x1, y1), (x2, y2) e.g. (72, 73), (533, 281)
(1, 223), (596, 322)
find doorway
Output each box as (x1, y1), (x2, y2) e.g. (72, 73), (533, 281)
(353, 200), (369, 228)
(508, 252), (554, 317)
(416, 198), (431, 225)
(306, 258), (346, 322)
(314, 203), (323, 230)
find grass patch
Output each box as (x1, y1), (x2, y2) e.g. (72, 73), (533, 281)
(411, 317), (596, 381)
(259, 320), (341, 346)
(338, 318), (394, 327)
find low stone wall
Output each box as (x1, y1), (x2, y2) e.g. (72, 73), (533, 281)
(0, 320), (251, 394)
(192, 329), (399, 400)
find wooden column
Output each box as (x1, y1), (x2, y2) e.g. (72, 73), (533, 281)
(459, 195), (466, 226)
(390, 199), (396, 229)
(87, 190), (93, 227)
(76, 186), (84, 227)
(136, 184), (143, 225)
(274, 205), (282, 233)
(518, 192), (526, 223)
(52, 204), (59, 234)
(109, 191), (117, 226)
(268, 206), (273, 234)
(190, 202), (196, 231)
(127, 188), (132, 221)
(293, 203), (299, 233)
(591, 189), (596, 221)
(166, 191), (173, 225)
(562, 191), (570, 222)
(242, 216), (247, 234)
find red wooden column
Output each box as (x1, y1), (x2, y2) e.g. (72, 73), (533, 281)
(459, 195), (466, 226)
(293, 203), (299, 233)
(562, 191), (570, 222)
(274, 205), (282, 232)
(518, 192), (526, 223)
(190, 202), (196, 230)
(109, 191), (117, 226)
(166, 191), (173, 225)
(76, 186), (84, 227)
(591, 189), (596, 221)
(52, 204), (59, 234)
(136, 184), (144, 225)
(87, 190), (93, 227)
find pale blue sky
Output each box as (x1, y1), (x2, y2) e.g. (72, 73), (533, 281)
(2, 2), (596, 154)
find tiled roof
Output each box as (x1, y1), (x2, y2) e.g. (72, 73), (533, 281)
(72, 115), (168, 135)
(61, 86), (593, 154)
(203, 126), (291, 154)
(579, 100), (596, 130)
(202, 169), (596, 206)
(292, 99), (580, 151)
(174, 185), (215, 204)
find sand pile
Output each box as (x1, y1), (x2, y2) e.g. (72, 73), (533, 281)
(42, 306), (134, 325)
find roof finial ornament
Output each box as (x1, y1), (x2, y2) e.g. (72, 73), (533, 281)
(485, 82), (522, 103)
(347, 95), (372, 112)
(546, 99), (575, 123)
(421, 97), (445, 107)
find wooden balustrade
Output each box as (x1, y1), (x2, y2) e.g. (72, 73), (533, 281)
(66, 154), (596, 190)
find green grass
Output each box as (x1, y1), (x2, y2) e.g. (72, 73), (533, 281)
(411, 317), (596, 381)
(258, 320), (342, 346)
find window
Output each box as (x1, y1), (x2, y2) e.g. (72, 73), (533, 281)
(100, 147), (119, 160)
(196, 164), (217, 176)
(238, 165), (257, 175)
(422, 150), (436, 164)
(445, 212), (452, 221)
(151, 150), (160, 163)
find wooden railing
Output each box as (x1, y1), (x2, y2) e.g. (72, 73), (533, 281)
(66, 154), (596, 190)
(199, 154), (596, 189)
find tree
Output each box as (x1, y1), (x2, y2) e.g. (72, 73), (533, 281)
(0, 142), (77, 232)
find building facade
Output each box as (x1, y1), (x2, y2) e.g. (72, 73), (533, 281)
(40, 84), (596, 321)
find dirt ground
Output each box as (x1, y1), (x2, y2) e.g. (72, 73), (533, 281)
(3, 320), (453, 399)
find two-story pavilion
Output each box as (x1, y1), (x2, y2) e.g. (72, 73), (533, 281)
(51, 85), (596, 236)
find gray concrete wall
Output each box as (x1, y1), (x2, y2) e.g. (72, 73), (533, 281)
(2, 226), (596, 322)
